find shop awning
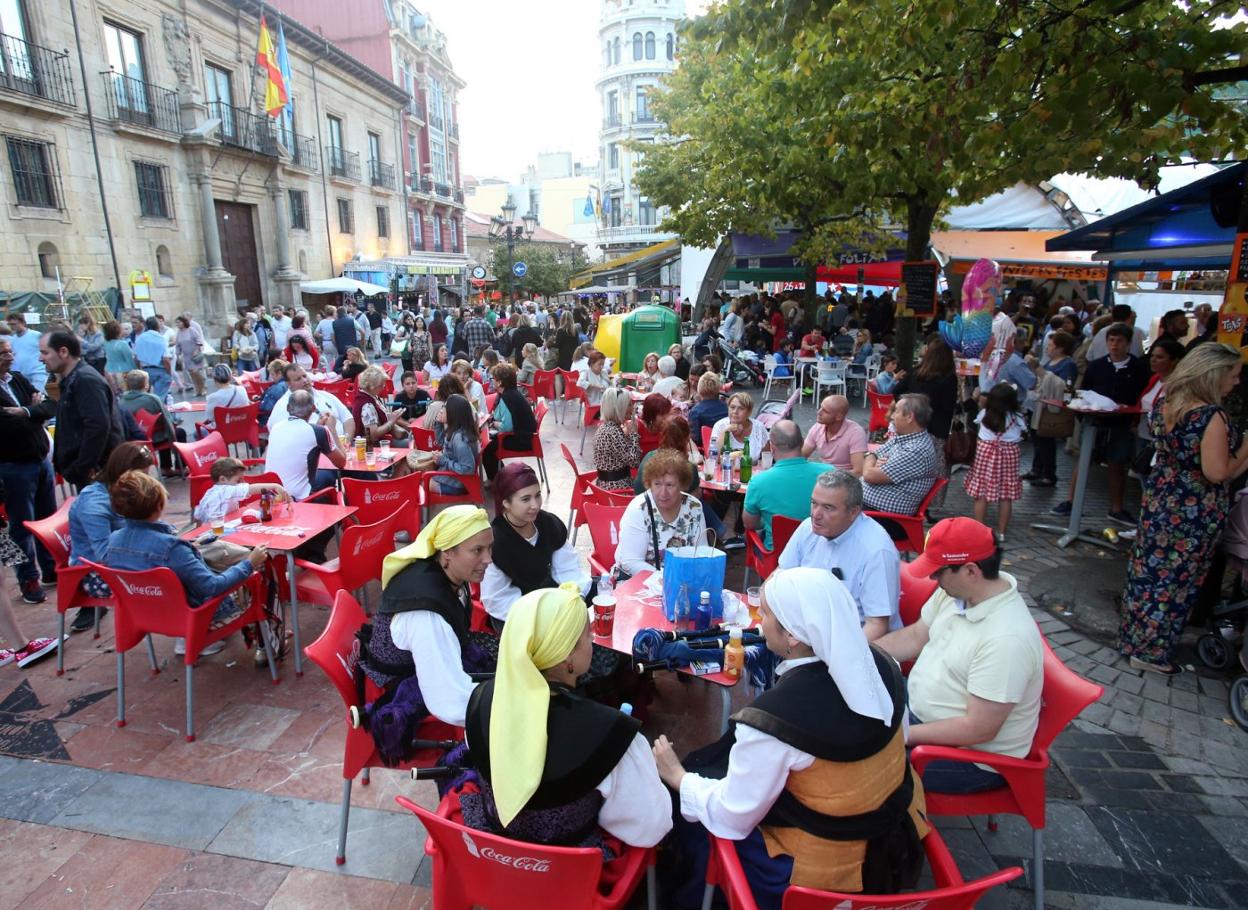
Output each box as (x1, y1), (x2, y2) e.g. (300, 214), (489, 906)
(571, 238), (681, 289)
(300, 277), (389, 295)
(1046, 162), (1243, 271)
(934, 230), (1106, 281)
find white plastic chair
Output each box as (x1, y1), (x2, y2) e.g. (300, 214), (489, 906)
(762, 354), (796, 401)
(813, 361), (848, 402)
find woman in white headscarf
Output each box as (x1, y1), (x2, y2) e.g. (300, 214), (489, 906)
(652, 567), (927, 910)
(460, 584), (671, 854)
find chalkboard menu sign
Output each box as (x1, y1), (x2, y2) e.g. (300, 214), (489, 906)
(900, 260), (940, 317)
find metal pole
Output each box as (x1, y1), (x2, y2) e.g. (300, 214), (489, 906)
(507, 229), (515, 306)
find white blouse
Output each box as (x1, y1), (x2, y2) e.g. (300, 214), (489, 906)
(480, 525), (592, 621)
(388, 608), (477, 727)
(614, 490), (707, 577)
(709, 416), (770, 456)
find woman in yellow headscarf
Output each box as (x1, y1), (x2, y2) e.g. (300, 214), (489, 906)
(459, 585), (671, 854)
(360, 505), (494, 727)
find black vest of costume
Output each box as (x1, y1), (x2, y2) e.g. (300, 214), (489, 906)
(362, 557), (471, 685)
(463, 679), (638, 846)
(489, 511), (568, 598)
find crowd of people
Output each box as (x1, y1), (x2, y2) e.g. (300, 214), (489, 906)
(0, 283), (1243, 906)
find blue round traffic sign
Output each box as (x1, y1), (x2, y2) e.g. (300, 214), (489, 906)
(512, 261), (528, 278)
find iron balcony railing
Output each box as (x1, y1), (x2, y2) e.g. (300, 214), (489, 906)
(434, 182), (451, 198)
(369, 158), (396, 190)
(207, 101), (278, 156)
(632, 112), (657, 124)
(413, 175), (434, 194)
(448, 122), (458, 140)
(288, 132), (319, 170)
(604, 113), (622, 128)
(324, 145), (361, 180)
(453, 188), (464, 204)
(0, 31), (75, 106)
(101, 71), (180, 134)
(405, 98), (425, 120)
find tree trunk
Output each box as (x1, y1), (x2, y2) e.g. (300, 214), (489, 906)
(896, 196), (940, 369)
(803, 262), (819, 326)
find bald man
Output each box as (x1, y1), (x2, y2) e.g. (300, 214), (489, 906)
(802, 394), (869, 475)
(743, 419), (831, 549)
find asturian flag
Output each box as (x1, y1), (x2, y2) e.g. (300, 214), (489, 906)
(256, 15), (288, 117)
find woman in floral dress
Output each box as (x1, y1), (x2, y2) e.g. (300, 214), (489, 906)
(1119, 343), (1248, 675)
(592, 387), (642, 491)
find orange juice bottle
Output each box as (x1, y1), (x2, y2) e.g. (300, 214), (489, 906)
(723, 628), (745, 682)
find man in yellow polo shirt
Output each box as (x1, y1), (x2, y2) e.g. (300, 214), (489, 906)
(742, 420), (831, 549)
(876, 516), (1043, 794)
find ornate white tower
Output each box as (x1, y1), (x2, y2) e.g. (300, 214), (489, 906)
(596, 0), (685, 255)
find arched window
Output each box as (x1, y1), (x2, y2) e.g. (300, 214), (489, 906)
(666, 34), (674, 60)
(156, 244), (173, 278)
(632, 33), (642, 60)
(645, 32), (655, 59)
(37, 242), (58, 279)
(613, 37), (620, 64)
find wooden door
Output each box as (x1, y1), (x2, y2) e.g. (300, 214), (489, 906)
(214, 201), (263, 311)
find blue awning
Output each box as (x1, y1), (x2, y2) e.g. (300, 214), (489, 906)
(1046, 162), (1243, 270)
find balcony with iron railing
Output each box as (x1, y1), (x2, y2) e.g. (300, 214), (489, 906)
(405, 98), (425, 121)
(448, 122), (458, 140)
(0, 31), (76, 108)
(603, 113), (623, 129)
(632, 112), (658, 125)
(369, 158), (396, 190)
(286, 132), (319, 170)
(434, 182), (451, 198)
(324, 145), (361, 181)
(409, 175), (434, 195)
(206, 101), (278, 156)
(453, 188), (464, 204)
(100, 70), (180, 135)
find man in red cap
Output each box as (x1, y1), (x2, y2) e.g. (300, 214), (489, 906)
(877, 516), (1043, 794)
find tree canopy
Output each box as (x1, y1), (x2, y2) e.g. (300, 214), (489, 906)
(638, 0), (1248, 268)
(488, 242), (588, 301)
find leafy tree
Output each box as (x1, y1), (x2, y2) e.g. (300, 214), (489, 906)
(489, 242), (588, 301)
(638, 0), (1247, 360)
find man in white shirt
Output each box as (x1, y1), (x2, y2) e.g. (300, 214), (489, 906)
(266, 364), (354, 439)
(5, 312), (47, 392)
(271, 305), (292, 351)
(778, 470), (900, 639)
(876, 516), (1043, 794)
(315, 306), (338, 360)
(651, 355), (686, 399)
(264, 390), (346, 500)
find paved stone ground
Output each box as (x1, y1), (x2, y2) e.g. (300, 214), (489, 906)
(0, 369), (1245, 909)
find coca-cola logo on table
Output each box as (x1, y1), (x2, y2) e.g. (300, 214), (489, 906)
(459, 831), (551, 873)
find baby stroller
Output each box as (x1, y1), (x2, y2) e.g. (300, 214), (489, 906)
(715, 338), (766, 388)
(1200, 490), (1248, 730)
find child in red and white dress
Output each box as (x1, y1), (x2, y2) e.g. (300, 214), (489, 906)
(964, 384), (1026, 539)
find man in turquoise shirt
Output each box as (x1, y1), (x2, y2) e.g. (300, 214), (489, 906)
(742, 419), (831, 548)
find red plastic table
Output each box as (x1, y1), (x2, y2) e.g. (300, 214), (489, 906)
(184, 500), (358, 675)
(168, 400), (206, 413)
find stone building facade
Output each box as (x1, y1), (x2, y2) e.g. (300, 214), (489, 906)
(0, 0), (408, 337)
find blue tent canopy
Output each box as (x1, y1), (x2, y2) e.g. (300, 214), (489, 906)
(1046, 162), (1243, 271)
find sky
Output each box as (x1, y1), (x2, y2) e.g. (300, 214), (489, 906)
(419, 0), (711, 181)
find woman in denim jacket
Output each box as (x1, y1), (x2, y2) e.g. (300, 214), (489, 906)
(104, 470), (268, 653)
(67, 443), (155, 634)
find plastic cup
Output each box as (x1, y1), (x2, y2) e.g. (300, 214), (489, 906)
(354, 437), (367, 461)
(746, 586), (761, 625)
(380, 440), (391, 459)
(592, 595), (616, 638)
(211, 518), (226, 537)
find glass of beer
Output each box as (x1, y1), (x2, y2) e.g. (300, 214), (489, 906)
(746, 586), (761, 625)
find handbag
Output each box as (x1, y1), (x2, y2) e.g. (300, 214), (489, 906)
(944, 408), (977, 466)
(1131, 441), (1156, 477)
(1036, 404), (1075, 439)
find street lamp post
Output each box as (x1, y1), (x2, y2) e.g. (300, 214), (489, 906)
(488, 197), (538, 304)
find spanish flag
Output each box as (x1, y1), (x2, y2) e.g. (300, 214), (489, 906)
(256, 15), (288, 117)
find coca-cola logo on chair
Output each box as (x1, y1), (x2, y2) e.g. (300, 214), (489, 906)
(120, 579), (164, 597)
(459, 832), (551, 873)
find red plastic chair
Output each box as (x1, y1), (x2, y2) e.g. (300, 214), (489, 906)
(212, 402), (262, 457)
(82, 560), (278, 741)
(24, 498), (128, 672)
(583, 502), (628, 576)
(314, 379), (356, 407)
(496, 400), (550, 489)
(295, 507), (408, 613)
(409, 424), (440, 450)
(529, 369), (559, 415)
(395, 792), (655, 910)
(700, 425), (713, 456)
(587, 484), (636, 508)
(340, 474), (422, 537)
(560, 443), (598, 544)
(899, 561), (938, 627)
(743, 514), (801, 588)
(865, 477), (948, 556)
(306, 591), (462, 866)
(418, 454), (486, 524)
(637, 418), (663, 456)
(131, 408), (178, 470)
(702, 825), (1022, 910)
(910, 638), (1104, 910)
(867, 389), (894, 434)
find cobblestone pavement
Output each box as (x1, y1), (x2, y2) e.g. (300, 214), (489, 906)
(0, 375), (1244, 909)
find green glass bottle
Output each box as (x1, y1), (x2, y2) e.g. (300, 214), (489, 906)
(740, 439), (753, 483)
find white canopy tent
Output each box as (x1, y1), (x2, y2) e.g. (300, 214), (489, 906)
(299, 277), (390, 296)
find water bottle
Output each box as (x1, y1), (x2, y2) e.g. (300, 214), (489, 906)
(675, 583), (691, 628)
(706, 435), (718, 481)
(597, 572), (614, 600)
(695, 590), (712, 631)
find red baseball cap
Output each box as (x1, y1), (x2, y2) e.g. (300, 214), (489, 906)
(910, 517), (998, 577)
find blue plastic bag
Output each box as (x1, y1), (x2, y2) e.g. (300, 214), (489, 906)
(662, 545), (726, 622)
